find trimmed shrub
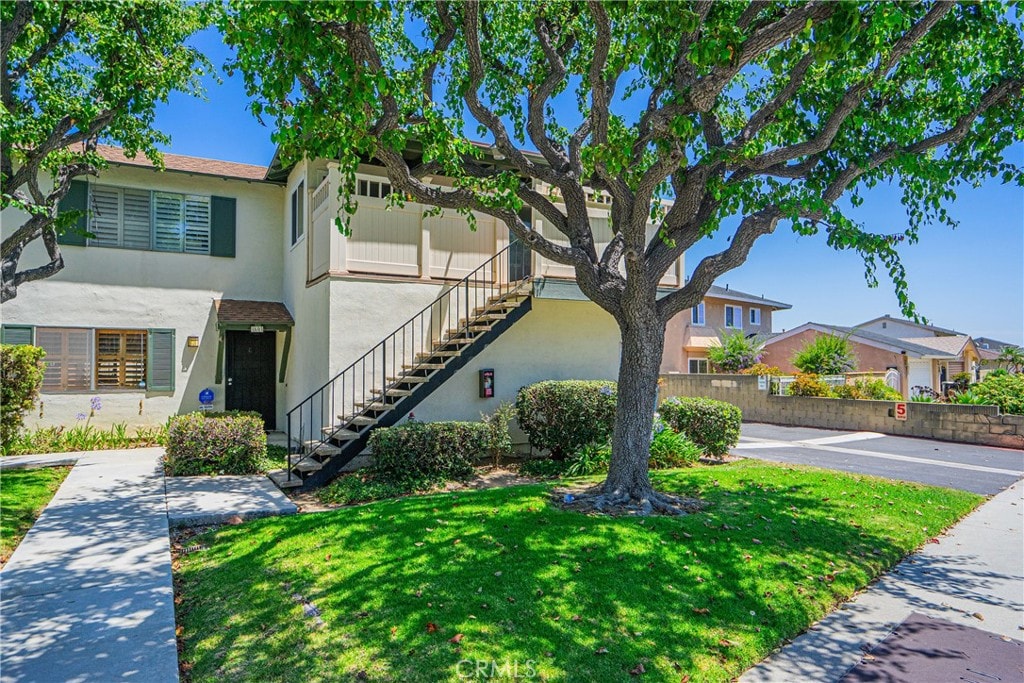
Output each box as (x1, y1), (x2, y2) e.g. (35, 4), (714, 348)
(831, 379), (901, 401)
(787, 372), (832, 397)
(658, 396), (741, 457)
(1, 345), (47, 448)
(649, 424), (702, 468)
(792, 334), (857, 375)
(515, 380), (617, 459)
(970, 373), (1024, 415)
(370, 421), (487, 483)
(165, 412), (268, 476)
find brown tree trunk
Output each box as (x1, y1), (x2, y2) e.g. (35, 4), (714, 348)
(567, 299), (702, 515)
(602, 314), (664, 501)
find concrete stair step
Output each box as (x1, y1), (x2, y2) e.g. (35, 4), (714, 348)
(373, 388), (415, 397)
(302, 440), (344, 455)
(416, 350), (461, 359)
(336, 414), (379, 425)
(320, 427), (362, 439)
(388, 375), (430, 383)
(403, 363), (446, 370)
(355, 401), (397, 411)
(269, 469), (304, 489)
(293, 458), (324, 473)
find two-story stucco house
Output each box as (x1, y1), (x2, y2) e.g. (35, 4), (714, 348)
(660, 285), (791, 374)
(1, 145), (686, 488)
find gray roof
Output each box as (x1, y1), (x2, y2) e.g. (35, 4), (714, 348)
(797, 323), (963, 358)
(974, 337), (1018, 352)
(856, 315), (964, 336)
(705, 284), (791, 310)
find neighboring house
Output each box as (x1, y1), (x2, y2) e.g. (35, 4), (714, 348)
(661, 285), (791, 374)
(1, 146), (684, 489)
(973, 336), (1021, 376)
(760, 322), (981, 397)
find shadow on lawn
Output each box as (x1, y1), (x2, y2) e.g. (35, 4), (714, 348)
(175, 464), (982, 682)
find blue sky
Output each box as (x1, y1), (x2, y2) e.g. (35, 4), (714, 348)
(154, 29), (1024, 345)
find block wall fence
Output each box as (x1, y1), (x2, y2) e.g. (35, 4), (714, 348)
(660, 373), (1024, 450)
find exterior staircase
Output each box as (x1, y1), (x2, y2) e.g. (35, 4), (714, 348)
(269, 244), (531, 492)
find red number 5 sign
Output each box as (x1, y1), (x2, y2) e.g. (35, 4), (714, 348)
(894, 402), (908, 421)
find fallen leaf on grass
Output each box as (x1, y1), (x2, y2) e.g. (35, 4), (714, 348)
(426, 622), (439, 633)
(630, 663), (646, 675)
(692, 607), (710, 615)
(595, 647), (609, 655)
(449, 633), (464, 643)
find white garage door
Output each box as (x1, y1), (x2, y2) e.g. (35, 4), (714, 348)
(908, 360), (932, 395)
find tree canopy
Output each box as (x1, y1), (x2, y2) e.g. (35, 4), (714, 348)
(225, 0), (1022, 514)
(1, 0), (211, 302)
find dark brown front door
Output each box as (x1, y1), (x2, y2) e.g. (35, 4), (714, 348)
(225, 330), (276, 429)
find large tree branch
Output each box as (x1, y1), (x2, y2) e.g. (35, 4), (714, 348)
(527, 17), (572, 171)
(657, 208), (782, 320)
(687, 2), (834, 112)
(738, 2), (953, 172)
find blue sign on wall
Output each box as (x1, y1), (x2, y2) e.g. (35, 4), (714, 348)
(198, 388), (215, 405)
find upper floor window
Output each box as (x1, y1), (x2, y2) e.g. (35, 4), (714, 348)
(357, 178), (392, 199)
(725, 305), (743, 329)
(291, 180), (305, 245)
(749, 307), (762, 326)
(87, 185), (211, 254)
(691, 302), (705, 326)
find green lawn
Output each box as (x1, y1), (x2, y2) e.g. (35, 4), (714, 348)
(175, 461), (980, 682)
(1, 466), (71, 566)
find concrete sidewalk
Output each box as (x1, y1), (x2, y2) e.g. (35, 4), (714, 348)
(1, 448), (178, 683)
(1, 449), (298, 683)
(742, 480), (1024, 682)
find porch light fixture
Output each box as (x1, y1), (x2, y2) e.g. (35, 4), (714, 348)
(490, 143), (505, 161)
(187, 336), (200, 348)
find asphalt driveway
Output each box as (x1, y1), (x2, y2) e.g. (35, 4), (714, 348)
(735, 423), (1024, 495)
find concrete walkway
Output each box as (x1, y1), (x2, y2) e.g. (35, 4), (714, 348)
(0, 449), (297, 683)
(742, 480), (1024, 682)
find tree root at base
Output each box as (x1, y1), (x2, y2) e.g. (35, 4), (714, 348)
(554, 485), (706, 516)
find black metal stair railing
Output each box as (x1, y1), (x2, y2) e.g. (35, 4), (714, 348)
(284, 242), (531, 482)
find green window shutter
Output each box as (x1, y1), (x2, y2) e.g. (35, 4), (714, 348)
(147, 328), (175, 392)
(1, 325), (34, 345)
(210, 196), (236, 258)
(57, 180), (89, 246)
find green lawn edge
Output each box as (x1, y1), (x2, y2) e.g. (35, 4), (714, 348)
(175, 460), (982, 682)
(1, 466), (71, 565)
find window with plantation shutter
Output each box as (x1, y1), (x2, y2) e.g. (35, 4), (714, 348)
(122, 189), (152, 249)
(35, 328), (92, 392)
(89, 187), (121, 246)
(85, 184), (213, 255)
(183, 196), (211, 254)
(95, 330), (147, 389)
(153, 192), (185, 252)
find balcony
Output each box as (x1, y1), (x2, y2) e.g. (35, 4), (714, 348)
(303, 168), (683, 288)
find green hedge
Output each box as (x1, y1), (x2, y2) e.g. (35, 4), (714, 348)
(971, 373), (1024, 415)
(515, 380), (617, 459)
(370, 421), (488, 483)
(1, 345), (47, 448)
(165, 412), (268, 476)
(658, 396), (742, 457)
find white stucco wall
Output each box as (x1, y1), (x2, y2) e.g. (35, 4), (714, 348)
(1, 165), (284, 428)
(412, 298), (621, 432)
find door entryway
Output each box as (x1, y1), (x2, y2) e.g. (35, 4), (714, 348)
(225, 330), (276, 429)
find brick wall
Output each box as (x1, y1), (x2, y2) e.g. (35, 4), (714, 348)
(660, 373), (1024, 450)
